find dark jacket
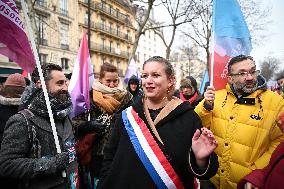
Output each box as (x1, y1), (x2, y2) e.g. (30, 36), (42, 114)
(127, 75), (143, 105)
(0, 110), (78, 189)
(98, 98), (218, 189)
(72, 89), (133, 179)
(0, 95), (22, 188)
(238, 141), (284, 189)
(0, 95), (21, 145)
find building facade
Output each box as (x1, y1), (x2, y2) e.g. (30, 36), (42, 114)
(78, 0), (135, 77)
(171, 44), (206, 89)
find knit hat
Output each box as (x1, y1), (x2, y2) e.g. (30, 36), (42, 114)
(4, 73), (26, 88)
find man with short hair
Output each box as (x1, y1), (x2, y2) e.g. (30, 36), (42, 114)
(0, 64), (78, 189)
(195, 55), (284, 189)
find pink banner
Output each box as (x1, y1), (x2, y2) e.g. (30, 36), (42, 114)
(0, 0), (35, 73)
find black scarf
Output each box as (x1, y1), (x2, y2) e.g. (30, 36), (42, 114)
(29, 90), (72, 120)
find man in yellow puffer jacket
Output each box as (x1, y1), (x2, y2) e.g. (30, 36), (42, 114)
(195, 55), (284, 189)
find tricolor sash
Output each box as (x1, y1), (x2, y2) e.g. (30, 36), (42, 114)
(122, 106), (185, 189)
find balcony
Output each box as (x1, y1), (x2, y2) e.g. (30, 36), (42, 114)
(90, 43), (129, 59)
(84, 19), (95, 28)
(94, 23), (132, 43)
(92, 3), (131, 26)
(61, 44), (69, 50)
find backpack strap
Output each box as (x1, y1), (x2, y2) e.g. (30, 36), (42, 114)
(18, 109), (41, 158)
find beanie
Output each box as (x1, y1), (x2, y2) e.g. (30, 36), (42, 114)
(4, 73), (26, 88)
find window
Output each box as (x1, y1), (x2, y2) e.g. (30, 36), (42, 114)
(61, 58), (69, 69)
(101, 38), (105, 50)
(60, 0), (68, 16)
(60, 23), (69, 50)
(39, 53), (47, 64)
(36, 0), (47, 7)
(109, 22), (113, 32)
(109, 41), (112, 52)
(84, 11), (88, 25)
(101, 19), (106, 29)
(36, 14), (47, 45)
(116, 25), (120, 35)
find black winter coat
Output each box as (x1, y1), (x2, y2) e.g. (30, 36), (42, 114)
(98, 98), (218, 189)
(0, 95), (21, 145)
(0, 111), (78, 189)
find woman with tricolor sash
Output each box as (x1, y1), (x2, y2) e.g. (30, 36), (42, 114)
(97, 56), (219, 189)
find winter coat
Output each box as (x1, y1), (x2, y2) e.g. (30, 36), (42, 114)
(238, 141), (284, 189)
(72, 89), (133, 179)
(0, 110), (78, 189)
(0, 95), (22, 188)
(127, 75), (143, 105)
(0, 95), (21, 145)
(195, 77), (284, 189)
(97, 98), (219, 189)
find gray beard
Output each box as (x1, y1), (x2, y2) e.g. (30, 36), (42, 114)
(232, 81), (258, 96)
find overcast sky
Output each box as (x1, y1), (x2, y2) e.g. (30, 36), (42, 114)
(251, 0), (284, 68)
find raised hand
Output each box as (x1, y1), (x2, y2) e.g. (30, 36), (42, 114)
(192, 128), (218, 167)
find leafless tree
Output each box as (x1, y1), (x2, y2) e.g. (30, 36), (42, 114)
(152, 0), (200, 59)
(260, 56), (280, 81)
(130, 0), (157, 61)
(181, 0), (271, 70)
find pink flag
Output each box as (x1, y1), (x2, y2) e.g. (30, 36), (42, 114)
(0, 0), (35, 73)
(68, 32), (94, 118)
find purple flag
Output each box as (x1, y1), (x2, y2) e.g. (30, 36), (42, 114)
(68, 32), (94, 118)
(124, 58), (139, 84)
(0, 0), (35, 73)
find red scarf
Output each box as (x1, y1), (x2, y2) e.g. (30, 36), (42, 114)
(179, 92), (198, 105)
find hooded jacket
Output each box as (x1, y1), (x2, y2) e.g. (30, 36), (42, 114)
(195, 75), (284, 189)
(127, 75), (143, 105)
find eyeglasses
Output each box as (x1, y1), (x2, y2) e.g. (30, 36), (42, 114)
(229, 70), (260, 78)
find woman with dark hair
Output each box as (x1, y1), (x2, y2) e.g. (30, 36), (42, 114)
(73, 62), (132, 187)
(97, 56), (218, 189)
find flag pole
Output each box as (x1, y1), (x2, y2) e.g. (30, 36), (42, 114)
(210, 32), (215, 87)
(210, 0), (217, 87)
(20, 0), (66, 177)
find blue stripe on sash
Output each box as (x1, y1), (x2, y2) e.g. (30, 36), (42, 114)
(122, 109), (166, 189)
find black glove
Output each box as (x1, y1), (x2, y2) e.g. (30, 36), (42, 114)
(77, 120), (105, 137)
(34, 152), (69, 175)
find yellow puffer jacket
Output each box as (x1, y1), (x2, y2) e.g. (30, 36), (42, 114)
(195, 84), (284, 189)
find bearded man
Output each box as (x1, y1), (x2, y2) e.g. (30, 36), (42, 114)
(195, 55), (284, 189)
(0, 64), (78, 189)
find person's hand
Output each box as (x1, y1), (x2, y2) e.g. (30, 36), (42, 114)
(204, 86), (215, 107)
(192, 128), (218, 167)
(244, 182), (259, 189)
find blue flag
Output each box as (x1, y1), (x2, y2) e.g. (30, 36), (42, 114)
(211, 0), (252, 90)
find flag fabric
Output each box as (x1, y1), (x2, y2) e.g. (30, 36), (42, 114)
(211, 0), (252, 90)
(68, 32), (94, 118)
(199, 69), (209, 95)
(124, 58), (139, 84)
(0, 0), (35, 73)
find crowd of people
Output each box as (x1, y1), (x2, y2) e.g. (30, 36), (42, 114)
(0, 55), (283, 189)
